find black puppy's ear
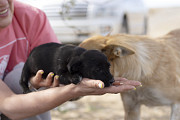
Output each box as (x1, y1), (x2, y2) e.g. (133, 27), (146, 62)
(67, 57), (82, 74)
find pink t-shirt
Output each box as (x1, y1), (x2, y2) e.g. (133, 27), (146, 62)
(0, 1), (59, 79)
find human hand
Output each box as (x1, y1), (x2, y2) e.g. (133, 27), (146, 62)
(71, 77), (141, 97)
(29, 70), (59, 89)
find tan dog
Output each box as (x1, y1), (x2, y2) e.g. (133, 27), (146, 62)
(79, 29), (180, 120)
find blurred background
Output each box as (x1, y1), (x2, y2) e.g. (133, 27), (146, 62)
(17, 0), (180, 119)
(18, 0), (180, 44)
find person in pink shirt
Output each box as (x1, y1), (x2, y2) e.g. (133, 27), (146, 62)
(0, 0), (141, 120)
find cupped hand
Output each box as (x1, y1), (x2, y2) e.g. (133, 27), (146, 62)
(71, 77), (142, 97)
(29, 70), (59, 89)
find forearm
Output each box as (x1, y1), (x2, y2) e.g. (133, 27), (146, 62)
(0, 77), (141, 120)
(1, 84), (77, 120)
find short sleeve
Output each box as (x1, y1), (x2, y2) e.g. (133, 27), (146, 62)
(27, 10), (60, 52)
(13, 1), (60, 55)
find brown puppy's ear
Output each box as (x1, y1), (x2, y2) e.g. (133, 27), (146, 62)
(102, 45), (135, 60)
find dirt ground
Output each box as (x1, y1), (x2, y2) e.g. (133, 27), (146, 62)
(51, 7), (180, 120)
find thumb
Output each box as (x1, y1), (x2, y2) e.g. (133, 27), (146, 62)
(81, 78), (105, 88)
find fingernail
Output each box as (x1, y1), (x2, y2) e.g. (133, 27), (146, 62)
(41, 71), (44, 74)
(55, 75), (59, 79)
(51, 73), (54, 77)
(98, 83), (104, 88)
(120, 83), (124, 85)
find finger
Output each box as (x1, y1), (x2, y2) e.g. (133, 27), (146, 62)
(112, 77), (128, 85)
(123, 80), (141, 86)
(105, 85), (136, 94)
(81, 78), (105, 88)
(114, 77), (141, 86)
(114, 77), (128, 82)
(112, 81), (124, 86)
(112, 80), (141, 86)
(30, 70), (44, 88)
(59, 84), (65, 87)
(39, 72), (54, 87)
(118, 85), (136, 91)
(112, 77), (130, 86)
(51, 75), (60, 87)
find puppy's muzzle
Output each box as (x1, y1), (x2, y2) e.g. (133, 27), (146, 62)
(110, 78), (115, 84)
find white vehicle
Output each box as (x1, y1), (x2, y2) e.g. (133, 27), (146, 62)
(19, 0), (148, 43)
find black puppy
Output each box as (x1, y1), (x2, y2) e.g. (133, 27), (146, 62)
(20, 43), (114, 93)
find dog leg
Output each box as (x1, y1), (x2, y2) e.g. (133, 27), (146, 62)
(121, 93), (140, 120)
(170, 103), (180, 120)
(19, 64), (32, 93)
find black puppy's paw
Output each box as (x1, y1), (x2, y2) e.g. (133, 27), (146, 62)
(71, 74), (82, 84)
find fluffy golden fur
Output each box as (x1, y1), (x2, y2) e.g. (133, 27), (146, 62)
(79, 29), (180, 120)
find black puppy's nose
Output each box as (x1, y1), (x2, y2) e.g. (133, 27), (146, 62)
(110, 78), (114, 84)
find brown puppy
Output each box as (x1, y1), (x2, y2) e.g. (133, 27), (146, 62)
(79, 29), (180, 120)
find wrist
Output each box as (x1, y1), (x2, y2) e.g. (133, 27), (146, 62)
(65, 84), (83, 99)
(28, 82), (39, 92)
(28, 82), (47, 92)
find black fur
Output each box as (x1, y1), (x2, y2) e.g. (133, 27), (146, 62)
(20, 43), (114, 93)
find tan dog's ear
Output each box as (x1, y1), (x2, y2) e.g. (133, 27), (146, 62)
(102, 45), (135, 60)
